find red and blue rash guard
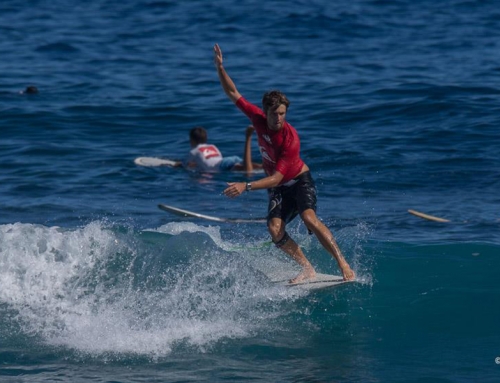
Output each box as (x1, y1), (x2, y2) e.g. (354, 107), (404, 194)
(236, 96), (304, 184)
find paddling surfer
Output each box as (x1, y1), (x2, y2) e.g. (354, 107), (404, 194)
(213, 44), (355, 283)
(174, 126), (262, 174)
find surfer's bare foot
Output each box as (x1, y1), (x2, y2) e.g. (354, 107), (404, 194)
(341, 264), (356, 281)
(289, 267), (316, 284)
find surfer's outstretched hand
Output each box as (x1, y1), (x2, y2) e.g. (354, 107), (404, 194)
(223, 182), (245, 198)
(214, 44), (223, 67)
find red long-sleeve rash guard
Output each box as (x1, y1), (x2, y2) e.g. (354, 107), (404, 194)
(236, 96), (304, 185)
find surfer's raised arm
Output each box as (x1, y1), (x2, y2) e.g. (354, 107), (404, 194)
(214, 44), (241, 103)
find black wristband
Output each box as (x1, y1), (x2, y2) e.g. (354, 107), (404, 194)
(245, 182), (252, 192)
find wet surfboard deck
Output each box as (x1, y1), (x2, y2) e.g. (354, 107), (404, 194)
(267, 272), (352, 290)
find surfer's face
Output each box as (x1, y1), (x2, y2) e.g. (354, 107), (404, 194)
(266, 104), (287, 131)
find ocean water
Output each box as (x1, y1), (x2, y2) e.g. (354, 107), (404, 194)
(1, 0), (500, 382)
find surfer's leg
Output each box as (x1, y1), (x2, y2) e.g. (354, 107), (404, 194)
(268, 217), (316, 283)
(301, 209), (355, 281)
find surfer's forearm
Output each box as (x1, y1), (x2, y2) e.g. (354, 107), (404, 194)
(214, 44), (241, 103)
(242, 126), (255, 174)
(216, 65), (241, 103)
(247, 173), (284, 191)
(223, 172), (283, 198)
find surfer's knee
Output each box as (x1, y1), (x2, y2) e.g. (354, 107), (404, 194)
(267, 218), (283, 239)
(272, 231), (290, 248)
(301, 209), (317, 223)
(301, 209), (320, 233)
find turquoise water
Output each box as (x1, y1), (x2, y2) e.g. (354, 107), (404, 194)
(1, 1), (500, 382)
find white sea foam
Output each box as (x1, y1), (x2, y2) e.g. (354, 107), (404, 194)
(0, 221), (308, 358)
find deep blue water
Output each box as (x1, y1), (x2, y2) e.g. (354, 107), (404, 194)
(1, 0), (500, 382)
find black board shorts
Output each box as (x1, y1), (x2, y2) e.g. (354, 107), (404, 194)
(267, 171), (317, 224)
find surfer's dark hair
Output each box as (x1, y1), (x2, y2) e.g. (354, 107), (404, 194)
(189, 126), (208, 144)
(262, 90), (290, 114)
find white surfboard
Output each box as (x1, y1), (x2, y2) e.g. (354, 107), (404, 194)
(134, 157), (177, 167)
(408, 209), (450, 222)
(268, 272), (351, 290)
(135, 156), (264, 174)
(158, 203), (266, 223)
